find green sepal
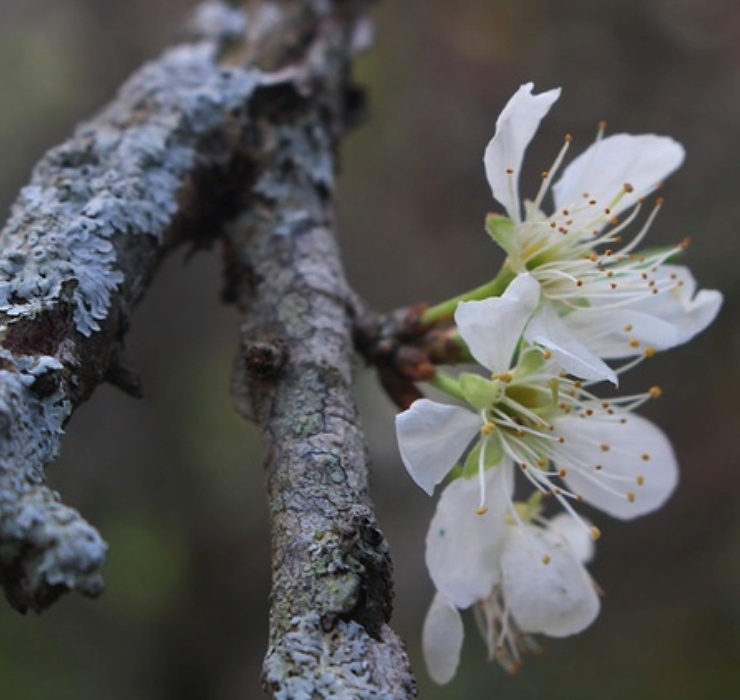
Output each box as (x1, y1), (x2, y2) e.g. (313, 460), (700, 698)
(515, 344), (546, 378)
(485, 213), (517, 255)
(512, 492), (544, 523)
(459, 372), (503, 411)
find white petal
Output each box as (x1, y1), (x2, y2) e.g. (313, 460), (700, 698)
(501, 525), (600, 637)
(396, 399), (481, 495)
(425, 468), (511, 608)
(526, 303), (618, 383)
(561, 306), (680, 360)
(422, 593), (465, 685)
(552, 134), (685, 220)
(557, 413), (678, 519)
(622, 265), (723, 347)
(547, 513), (596, 564)
(484, 83), (561, 222)
(563, 264), (722, 358)
(455, 273), (540, 372)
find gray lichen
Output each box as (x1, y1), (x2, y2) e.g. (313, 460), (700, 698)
(0, 2), (261, 611)
(0, 37), (259, 335)
(263, 615), (397, 700)
(0, 349), (106, 611)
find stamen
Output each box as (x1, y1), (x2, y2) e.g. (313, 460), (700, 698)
(477, 436), (489, 512)
(506, 168), (521, 224)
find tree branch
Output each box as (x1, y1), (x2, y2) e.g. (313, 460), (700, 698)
(0, 0), (416, 695)
(223, 2), (416, 696)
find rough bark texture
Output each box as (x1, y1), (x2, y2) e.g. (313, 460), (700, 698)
(0, 0), (416, 695)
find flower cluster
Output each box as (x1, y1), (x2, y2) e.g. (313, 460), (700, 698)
(395, 83), (722, 684)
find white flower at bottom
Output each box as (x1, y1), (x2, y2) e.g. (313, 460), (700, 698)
(422, 473), (600, 682)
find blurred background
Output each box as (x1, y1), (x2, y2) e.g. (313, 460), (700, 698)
(1, 0), (738, 698)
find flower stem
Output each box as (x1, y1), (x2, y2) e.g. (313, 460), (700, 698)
(420, 264), (515, 325)
(427, 372), (466, 402)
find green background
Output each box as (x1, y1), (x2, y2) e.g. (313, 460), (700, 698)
(1, 1), (738, 698)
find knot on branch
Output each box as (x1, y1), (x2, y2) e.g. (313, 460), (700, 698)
(244, 336), (289, 380)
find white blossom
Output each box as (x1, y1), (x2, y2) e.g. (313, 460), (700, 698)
(422, 472), (600, 681)
(395, 274), (678, 521)
(483, 83), (722, 369)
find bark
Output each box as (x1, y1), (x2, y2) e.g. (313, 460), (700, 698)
(0, 0), (416, 695)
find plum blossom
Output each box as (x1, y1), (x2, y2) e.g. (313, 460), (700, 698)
(422, 471), (600, 682)
(395, 273), (678, 521)
(483, 83), (722, 369)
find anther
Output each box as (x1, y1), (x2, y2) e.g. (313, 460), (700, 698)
(627, 491), (636, 503)
(542, 555), (552, 565)
(649, 386), (662, 399)
(481, 422), (497, 435)
(506, 168), (514, 174)
(629, 338), (640, 348)
(623, 183), (634, 193)
(637, 475), (645, 486)
(624, 324), (633, 332)
(476, 506), (489, 516)
(641, 453), (651, 461)
(600, 444), (610, 452)
(644, 347), (656, 358)
(590, 526), (601, 540)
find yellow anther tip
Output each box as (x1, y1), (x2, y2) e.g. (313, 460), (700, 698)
(590, 526), (601, 541)
(476, 506), (489, 516)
